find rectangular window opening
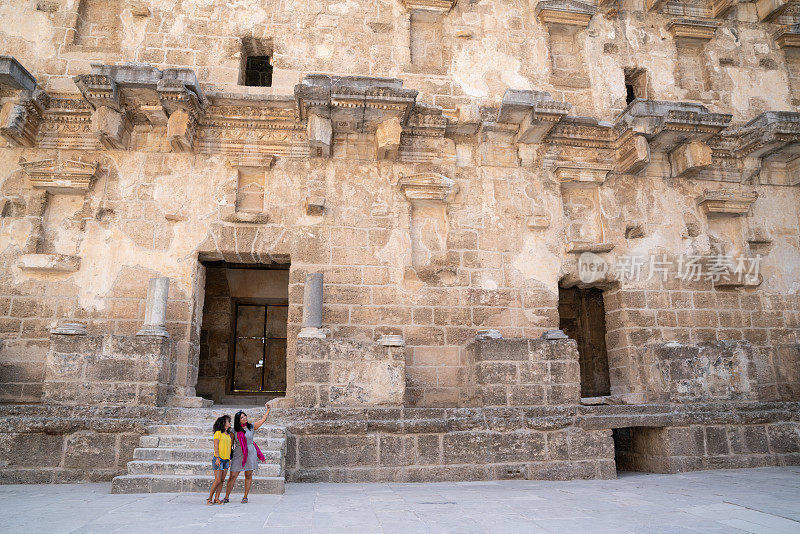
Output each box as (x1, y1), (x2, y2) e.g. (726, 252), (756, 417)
(240, 38), (274, 87)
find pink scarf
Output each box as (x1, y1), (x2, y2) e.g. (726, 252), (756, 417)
(236, 429), (266, 469)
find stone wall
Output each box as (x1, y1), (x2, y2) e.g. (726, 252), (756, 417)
(43, 332), (172, 406)
(284, 406), (616, 483)
(0, 0), (798, 410)
(464, 338), (581, 406)
(294, 338), (405, 407)
(0, 405), (158, 484)
(613, 422), (800, 473)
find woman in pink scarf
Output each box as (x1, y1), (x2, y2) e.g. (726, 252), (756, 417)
(222, 403), (270, 503)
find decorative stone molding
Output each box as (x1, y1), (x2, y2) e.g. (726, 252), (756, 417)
(615, 100), (732, 152)
(666, 18), (722, 41)
(19, 157), (99, 193)
(17, 253), (81, 273)
(497, 89), (571, 144)
(697, 189), (758, 216)
(775, 24), (800, 47)
(0, 56), (49, 147)
(226, 154), (275, 169)
(554, 163), (613, 185)
(401, 0), (457, 12)
(566, 241), (615, 253)
(398, 173), (457, 203)
(535, 0), (597, 26)
(73, 63), (207, 152)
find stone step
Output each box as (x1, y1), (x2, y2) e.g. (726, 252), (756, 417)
(162, 407), (287, 424)
(111, 474), (285, 494)
(133, 447), (283, 464)
(167, 396), (213, 408)
(140, 435), (284, 450)
(127, 460), (283, 477)
(146, 424), (286, 438)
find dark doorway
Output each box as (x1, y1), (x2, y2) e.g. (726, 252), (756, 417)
(197, 262), (289, 403)
(232, 303), (287, 394)
(558, 286), (611, 398)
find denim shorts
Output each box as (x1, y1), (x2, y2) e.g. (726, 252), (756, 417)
(212, 457), (230, 470)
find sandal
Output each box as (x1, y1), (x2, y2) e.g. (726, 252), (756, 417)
(220, 498), (229, 504)
(213, 499), (223, 504)
(206, 498), (215, 506)
(241, 497), (248, 504)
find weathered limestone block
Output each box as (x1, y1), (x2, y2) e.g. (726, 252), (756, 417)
(466, 338), (581, 406)
(535, 0), (597, 27)
(756, 0), (793, 20)
(307, 114), (332, 157)
(17, 253), (80, 273)
(616, 132), (651, 174)
(642, 341), (758, 402)
(43, 333), (172, 406)
(19, 157), (99, 193)
(295, 338), (405, 407)
(697, 189), (758, 216)
(166, 108), (195, 152)
(670, 140), (712, 178)
(375, 116), (402, 160)
(91, 106), (131, 150)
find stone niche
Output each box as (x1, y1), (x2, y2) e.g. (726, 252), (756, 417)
(294, 337), (405, 407)
(465, 338), (581, 406)
(43, 332), (173, 407)
(398, 173), (457, 276)
(642, 341), (758, 403)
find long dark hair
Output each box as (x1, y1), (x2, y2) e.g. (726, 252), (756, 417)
(213, 415), (231, 434)
(233, 411), (252, 433)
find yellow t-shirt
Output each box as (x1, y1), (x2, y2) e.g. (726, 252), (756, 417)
(214, 431), (231, 460)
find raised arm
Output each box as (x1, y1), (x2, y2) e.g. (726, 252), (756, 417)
(253, 403), (271, 431)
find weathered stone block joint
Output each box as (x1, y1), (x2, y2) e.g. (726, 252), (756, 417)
(0, 0), (799, 490)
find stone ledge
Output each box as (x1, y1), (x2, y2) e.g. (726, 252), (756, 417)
(17, 253), (80, 273)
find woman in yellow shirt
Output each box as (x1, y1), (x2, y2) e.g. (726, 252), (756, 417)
(208, 415), (232, 505)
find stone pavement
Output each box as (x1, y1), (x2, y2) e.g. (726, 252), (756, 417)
(2, 467), (799, 534)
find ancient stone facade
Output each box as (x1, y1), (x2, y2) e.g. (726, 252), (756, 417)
(1, 0), (799, 487)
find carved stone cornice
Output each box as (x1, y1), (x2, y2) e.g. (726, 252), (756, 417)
(775, 24), (800, 48)
(697, 188), (758, 215)
(73, 63), (207, 152)
(616, 131), (651, 174)
(554, 162), (613, 185)
(401, 0), (457, 13)
(398, 173), (456, 203)
(497, 89), (571, 144)
(0, 56), (49, 147)
(615, 99), (732, 152)
(666, 18), (722, 40)
(547, 116), (614, 149)
(19, 156), (99, 193)
(536, 0), (597, 26)
(733, 111), (800, 160)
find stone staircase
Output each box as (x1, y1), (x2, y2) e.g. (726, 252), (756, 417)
(112, 412), (286, 494)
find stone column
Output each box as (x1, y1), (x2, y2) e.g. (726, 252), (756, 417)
(298, 272), (326, 338)
(137, 277), (170, 337)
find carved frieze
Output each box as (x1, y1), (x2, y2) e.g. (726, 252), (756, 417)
(666, 18), (722, 40)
